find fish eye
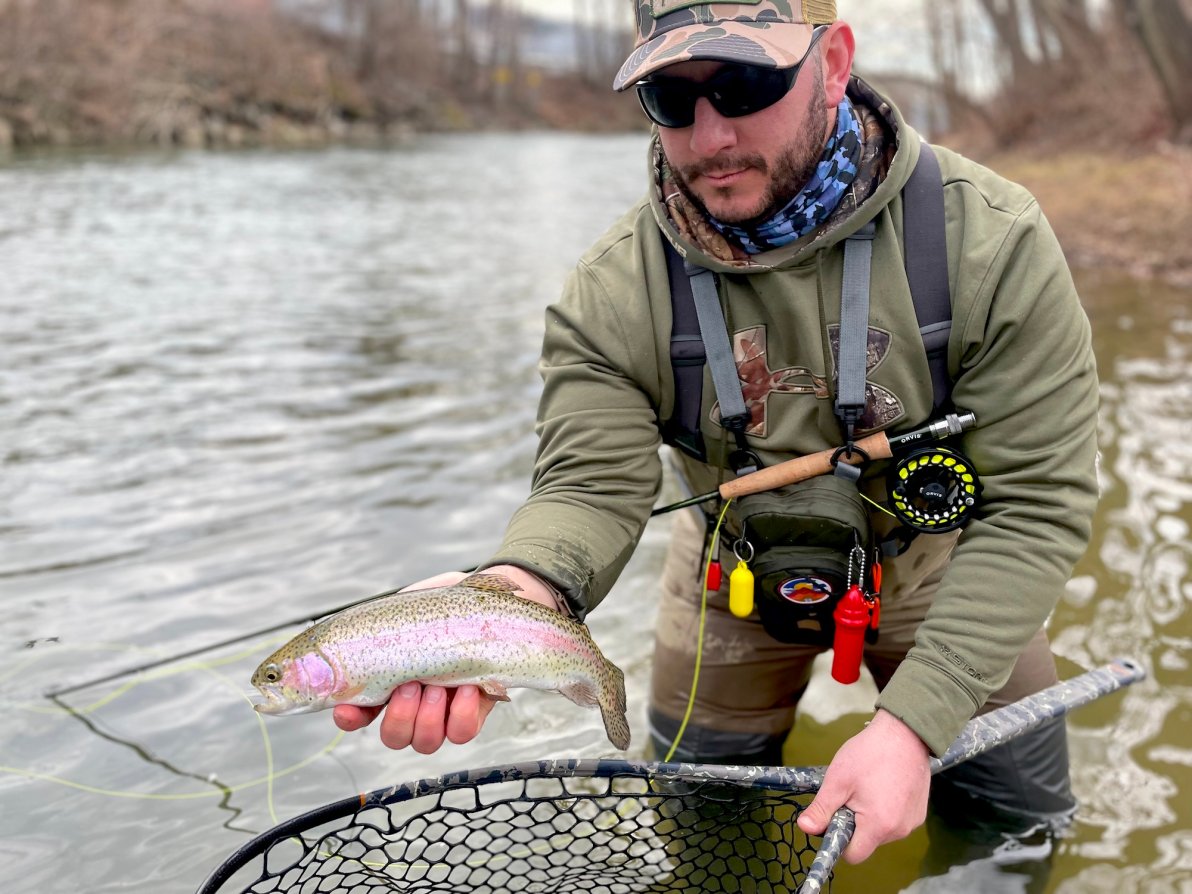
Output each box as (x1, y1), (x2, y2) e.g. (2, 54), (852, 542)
(262, 664), (281, 683)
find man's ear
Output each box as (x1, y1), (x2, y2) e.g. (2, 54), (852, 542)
(820, 22), (856, 106)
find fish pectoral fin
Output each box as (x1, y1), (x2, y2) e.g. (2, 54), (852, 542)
(332, 682), (366, 701)
(478, 681), (512, 702)
(558, 679), (600, 708)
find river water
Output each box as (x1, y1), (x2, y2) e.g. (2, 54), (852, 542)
(1, 135), (1188, 893)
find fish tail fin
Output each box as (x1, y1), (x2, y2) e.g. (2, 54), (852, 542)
(600, 661), (630, 751)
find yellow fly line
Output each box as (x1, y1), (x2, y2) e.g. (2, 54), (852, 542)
(664, 498), (734, 762)
(2, 635), (340, 826)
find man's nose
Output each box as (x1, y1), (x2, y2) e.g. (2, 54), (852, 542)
(689, 97), (737, 157)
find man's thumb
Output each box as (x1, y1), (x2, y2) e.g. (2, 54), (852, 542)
(797, 788), (842, 836)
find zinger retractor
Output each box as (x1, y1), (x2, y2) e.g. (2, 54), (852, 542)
(888, 446), (982, 532)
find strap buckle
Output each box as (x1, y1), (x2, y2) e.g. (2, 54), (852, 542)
(830, 443), (870, 481)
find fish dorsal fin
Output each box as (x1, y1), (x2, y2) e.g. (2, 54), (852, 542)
(458, 573), (519, 596)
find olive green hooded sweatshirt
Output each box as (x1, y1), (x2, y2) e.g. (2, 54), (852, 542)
(489, 78), (1098, 756)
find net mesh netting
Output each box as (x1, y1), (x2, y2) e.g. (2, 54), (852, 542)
(199, 760), (830, 894)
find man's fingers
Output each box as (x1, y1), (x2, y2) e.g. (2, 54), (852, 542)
(411, 685), (449, 754)
(337, 680), (503, 752)
(378, 682), (423, 750)
(333, 704), (382, 731)
(841, 828), (879, 864)
(445, 686), (496, 744)
(798, 797), (878, 865)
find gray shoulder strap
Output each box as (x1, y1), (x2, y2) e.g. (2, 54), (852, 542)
(902, 142), (952, 411)
(687, 263), (750, 433)
(836, 220), (876, 433)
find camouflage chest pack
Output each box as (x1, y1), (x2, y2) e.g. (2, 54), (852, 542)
(662, 141), (954, 646)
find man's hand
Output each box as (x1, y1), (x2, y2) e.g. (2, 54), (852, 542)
(796, 709), (932, 863)
(331, 565), (561, 753)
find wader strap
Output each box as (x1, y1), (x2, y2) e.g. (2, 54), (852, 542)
(664, 243), (708, 461)
(903, 142), (953, 411)
(660, 138), (953, 472)
(836, 221), (876, 440)
(687, 261), (757, 474)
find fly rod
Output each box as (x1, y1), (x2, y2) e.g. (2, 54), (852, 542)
(651, 410), (977, 516)
(798, 656), (1147, 893)
(50, 411), (975, 697)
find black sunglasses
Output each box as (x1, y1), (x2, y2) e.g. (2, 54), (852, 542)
(635, 26), (827, 129)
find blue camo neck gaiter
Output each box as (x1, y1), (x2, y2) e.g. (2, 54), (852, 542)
(710, 96), (863, 254)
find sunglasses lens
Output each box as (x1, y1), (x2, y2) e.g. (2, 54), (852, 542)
(711, 66), (795, 119)
(637, 65), (797, 128)
(637, 81), (696, 128)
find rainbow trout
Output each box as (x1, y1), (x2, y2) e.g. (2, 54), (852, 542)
(251, 573), (630, 749)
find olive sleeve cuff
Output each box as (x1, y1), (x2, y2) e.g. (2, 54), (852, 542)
(874, 654), (981, 757)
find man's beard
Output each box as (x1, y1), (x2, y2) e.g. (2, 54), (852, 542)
(668, 82), (830, 226)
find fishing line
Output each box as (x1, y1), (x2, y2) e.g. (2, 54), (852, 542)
(2, 638), (343, 817)
(663, 498), (733, 762)
(0, 714), (343, 802)
(10, 637), (289, 717)
(0, 731), (343, 801)
(860, 492), (898, 519)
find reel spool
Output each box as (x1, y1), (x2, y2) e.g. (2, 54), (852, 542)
(888, 446), (982, 532)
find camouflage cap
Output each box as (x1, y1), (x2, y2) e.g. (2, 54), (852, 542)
(613, 1), (837, 91)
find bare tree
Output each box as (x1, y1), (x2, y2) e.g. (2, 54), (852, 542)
(972, 0), (1036, 81)
(484, 0), (524, 106)
(1115, 0), (1192, 140)
(574, 0), (594, 84)
(453, 0), (476, 90)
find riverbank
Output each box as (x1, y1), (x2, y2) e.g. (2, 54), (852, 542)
(981, 145), (1192, 288)
(0, 70), (643, 150)
(0, 0), (643, 150)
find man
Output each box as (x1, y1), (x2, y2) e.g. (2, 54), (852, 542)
(335, 0), (1098, 869)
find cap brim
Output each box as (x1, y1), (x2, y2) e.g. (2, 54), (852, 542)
(613, 21), (815, 91)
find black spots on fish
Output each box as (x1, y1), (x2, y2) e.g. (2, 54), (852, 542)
(602, 661), (629, 749)
(603, 707), (632, 751)
(600, 663), (631, 750)
(604, 661), (627, 718)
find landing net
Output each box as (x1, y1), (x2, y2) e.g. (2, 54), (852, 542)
(197, 758), (833, 894)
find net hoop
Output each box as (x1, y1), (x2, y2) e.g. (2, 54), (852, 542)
(197, 758), (829, 894)
(197, 660), (1145, 894)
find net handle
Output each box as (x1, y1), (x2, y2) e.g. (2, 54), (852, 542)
(796, 657), (1147, 893)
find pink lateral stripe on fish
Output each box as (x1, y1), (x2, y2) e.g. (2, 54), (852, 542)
(251, 573), (631, 750)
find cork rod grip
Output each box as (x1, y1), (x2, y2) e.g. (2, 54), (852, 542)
(717, 432), (894, 500)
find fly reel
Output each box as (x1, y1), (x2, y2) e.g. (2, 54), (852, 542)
(888, 446), (982, 532)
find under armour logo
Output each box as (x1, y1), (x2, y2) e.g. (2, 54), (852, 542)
(710, 324), (904, 437)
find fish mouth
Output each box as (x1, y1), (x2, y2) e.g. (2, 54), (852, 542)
(252, 689), (317, 716)
(253, 699), (319, 716)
